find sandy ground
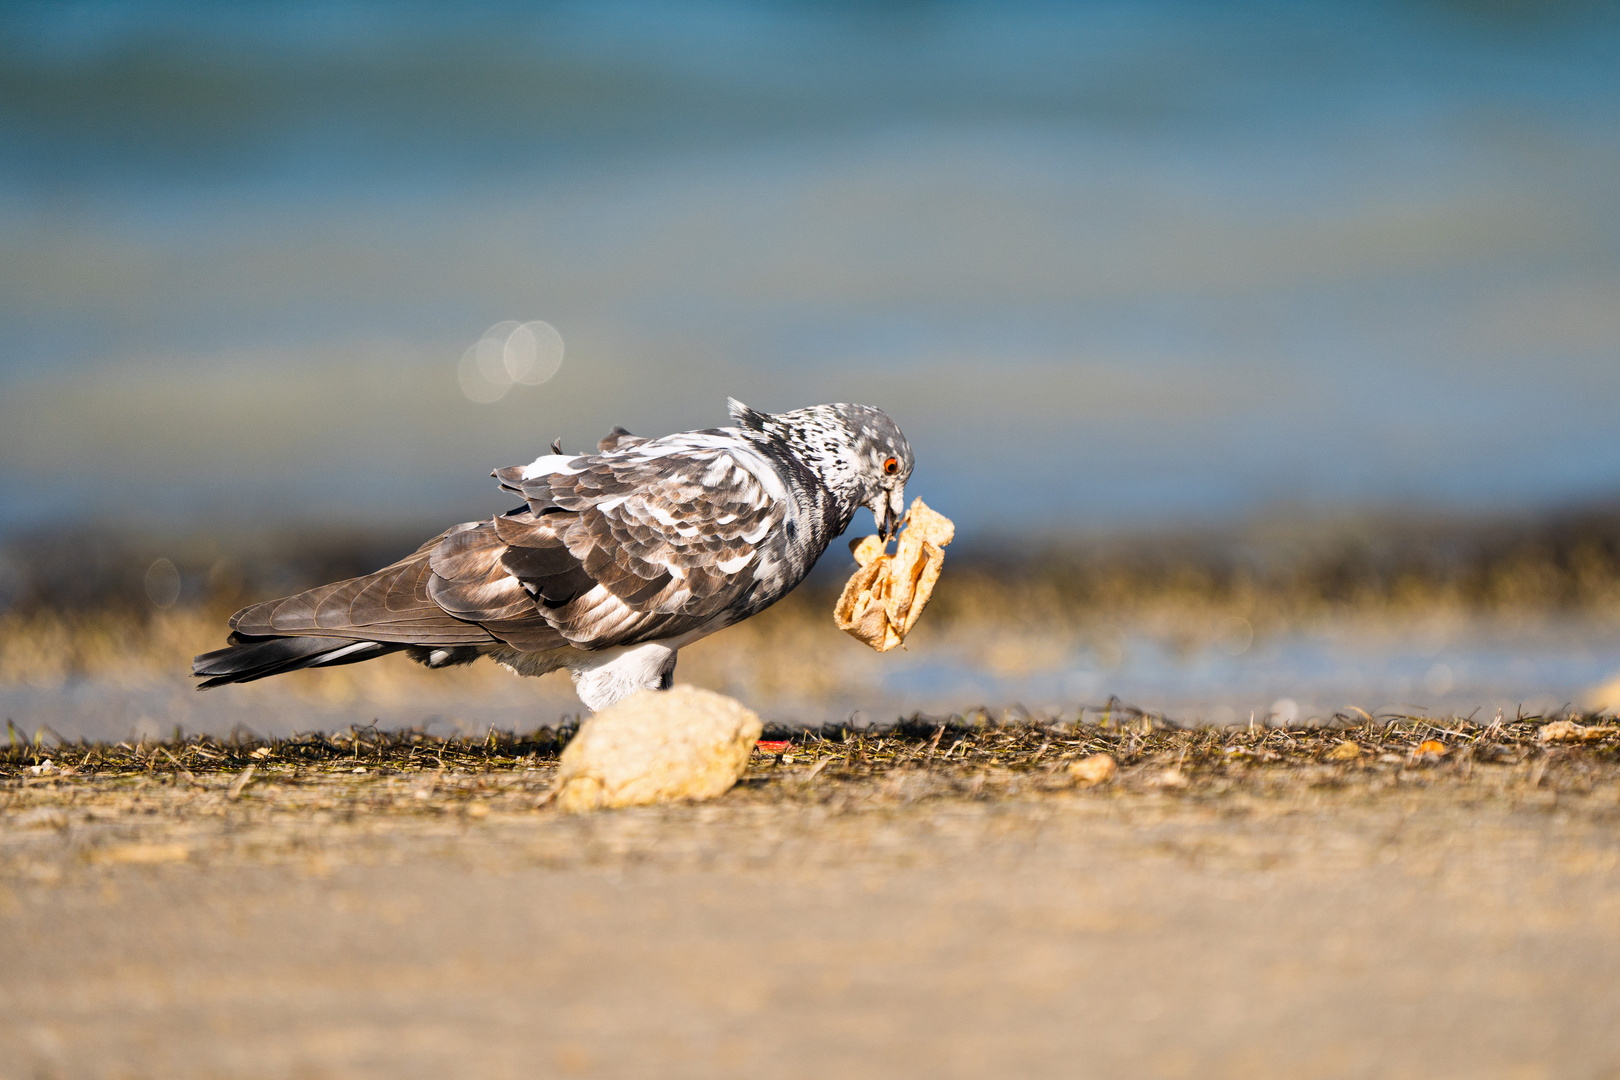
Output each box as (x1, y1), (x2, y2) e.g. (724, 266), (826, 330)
(4, 724), (1620, 1080)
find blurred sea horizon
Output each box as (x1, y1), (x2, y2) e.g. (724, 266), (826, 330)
(3, 0), (1619, 544)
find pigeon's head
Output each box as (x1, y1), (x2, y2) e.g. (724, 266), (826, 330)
(730, 398), (913, 540)
(840, 404), (913, 541)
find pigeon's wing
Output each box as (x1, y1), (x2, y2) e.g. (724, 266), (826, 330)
(228, 528), (503, 646)
(228, 434), (787, 655)
(429, 435), (787, 650)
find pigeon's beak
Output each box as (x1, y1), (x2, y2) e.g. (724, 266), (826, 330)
(871, 485), (906, 542)
(869, 498), (890, 541)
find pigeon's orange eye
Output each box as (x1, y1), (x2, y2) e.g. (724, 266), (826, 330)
(883, 456), (900, 475)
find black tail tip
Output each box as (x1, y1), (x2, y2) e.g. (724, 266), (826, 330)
(191, 634), (385, 688)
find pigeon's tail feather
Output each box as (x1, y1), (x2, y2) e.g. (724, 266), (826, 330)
(193, 635), (402, 689)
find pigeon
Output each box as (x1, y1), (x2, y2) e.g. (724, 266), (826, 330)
(193, 399), (914, 710)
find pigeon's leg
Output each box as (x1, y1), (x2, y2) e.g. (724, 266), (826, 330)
(567, 642), (679, 711)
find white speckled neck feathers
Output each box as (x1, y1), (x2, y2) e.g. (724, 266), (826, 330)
(725, 400), (865, 553)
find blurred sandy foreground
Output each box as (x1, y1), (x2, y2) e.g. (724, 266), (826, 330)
(4, 717), (1620, 1079)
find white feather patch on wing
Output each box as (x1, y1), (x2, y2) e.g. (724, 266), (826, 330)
(558, 584), (644, 643)
(518, 454), (587, 479)
(634, 432), (791, 504)
(702, 456), (735, 485)
(715, 551), (755, 574)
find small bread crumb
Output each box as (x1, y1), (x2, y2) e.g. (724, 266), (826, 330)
(1068, 753), (1118, 786)
(1325, 740), (1364, 761)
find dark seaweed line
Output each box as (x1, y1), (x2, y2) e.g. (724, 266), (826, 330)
(4, 711), (1614, 781)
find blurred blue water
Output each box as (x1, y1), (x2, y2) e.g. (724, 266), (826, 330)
(876, 625), (1620, 725)
(8, 620), (1617, 742)
(1, 0), (1618, 541)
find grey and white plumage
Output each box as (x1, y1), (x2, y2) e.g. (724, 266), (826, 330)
(193, 399), (914, 710)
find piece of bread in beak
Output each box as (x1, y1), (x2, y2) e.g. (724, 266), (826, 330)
(834, 498), (955, 652)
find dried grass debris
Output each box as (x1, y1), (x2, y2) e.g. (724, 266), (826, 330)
(6, 709), (1620, 829)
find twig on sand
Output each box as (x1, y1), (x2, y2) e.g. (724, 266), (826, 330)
(226, 765), (257, 801)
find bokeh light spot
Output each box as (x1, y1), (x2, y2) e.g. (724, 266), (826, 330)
(458, 342), (509, 404)
(1216, 615), (1253, 656)
(506, 321), (565, 385)
(144, 558), (181, 609)
(1269, 697), (1300, 725)
(457, 319), (564, 403)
